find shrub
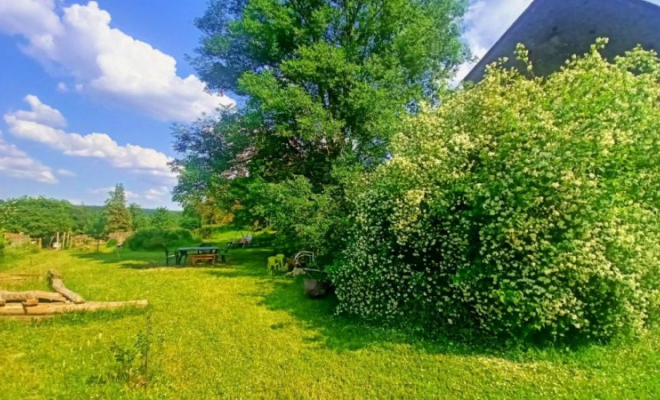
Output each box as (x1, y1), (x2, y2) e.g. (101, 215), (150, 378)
(106, 238), (118, 248)
(199, 224), (229, 239)
(179, 217), (201, 231)
(126, 228), (194, 251)
(329, 41), (660, 343)
(251, 176), (345, 258)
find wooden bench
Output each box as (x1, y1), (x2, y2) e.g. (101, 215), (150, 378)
(189, 254), (217, 266)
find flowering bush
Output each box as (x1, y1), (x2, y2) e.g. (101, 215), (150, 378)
(329, 40), (660, 342)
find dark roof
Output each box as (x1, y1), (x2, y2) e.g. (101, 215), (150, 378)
(464, 0), (660, 82)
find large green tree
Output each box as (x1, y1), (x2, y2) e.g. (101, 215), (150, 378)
(173, 0), (468, 256)
(103, 184), (132, 233)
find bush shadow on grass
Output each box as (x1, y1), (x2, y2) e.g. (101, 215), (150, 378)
(72, 248), (249, 270)
(202, 255), (527, 360)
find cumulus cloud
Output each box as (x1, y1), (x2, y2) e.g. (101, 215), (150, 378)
(8, 94), (67, 128)
(144, 186), (170, 201)
(0, 0), (235, 122)
(4, 95), (175, 181)
(0, 129), (57, 184)
(56, 168), (75, 177)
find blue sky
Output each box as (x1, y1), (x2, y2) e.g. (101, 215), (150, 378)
(0, 0), (235, 209)
(1, 0), (657, 209)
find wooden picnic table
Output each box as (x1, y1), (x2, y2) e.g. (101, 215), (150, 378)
(176, 247), (219, 265)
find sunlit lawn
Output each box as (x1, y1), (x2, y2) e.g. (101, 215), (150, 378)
(1, 233), (659, 399)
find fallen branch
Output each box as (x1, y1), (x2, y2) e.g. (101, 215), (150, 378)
(47, 271), (85, 304)
(0, 300), (148, 316)
(0, 290), (67, 303)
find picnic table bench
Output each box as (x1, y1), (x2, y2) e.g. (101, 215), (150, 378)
(175, 246), (219, 265)
(190, 253), (217, 265)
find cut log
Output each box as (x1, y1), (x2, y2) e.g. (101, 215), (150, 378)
(0, 300), (148, 316)
(0, 290), (67, 303)
(0, 304), (25, 315)
(23, 298), (39, 307)
(47, 271), (85, 304)
(24, 300), (149, 315)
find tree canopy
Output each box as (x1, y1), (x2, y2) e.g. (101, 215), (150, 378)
(173, 0), (469, 255)
(1, 197), (74, 238)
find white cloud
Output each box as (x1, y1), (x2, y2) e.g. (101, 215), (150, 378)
(0, 129), (57, 184)
(0, 0), (235, 122)
(56, 82), (69, 92)
(144, 186), (170, 201)
(56, 168), (75, 177)
(4, 95), (175, 181)
(9, 94), (67, 128)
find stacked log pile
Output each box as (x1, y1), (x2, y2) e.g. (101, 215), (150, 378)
(0, 270), (148, 316)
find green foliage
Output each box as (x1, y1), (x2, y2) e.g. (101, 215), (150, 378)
(126, 228), (194, 251)
(150, 207), (177, 230)
(103, 185), (132, 233)
(2, 197), (74, 238)
(198, 224), (228, 239)
(0, 200), (14, 252)
(173, 0), (469, 261)
(252, 176), (343, 256)
(106, 238), (119, 248)
(71, 205), (99, 235)
(330, 41), (660, 343)
(128, 203), (151, 231)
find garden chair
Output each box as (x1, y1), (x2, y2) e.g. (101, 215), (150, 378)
(217, 242), (233, 263)
(275, 254), (286, 271)
(267, 256), (278, 272)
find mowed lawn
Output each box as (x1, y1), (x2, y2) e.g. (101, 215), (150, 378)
(1, 239), (659, 399)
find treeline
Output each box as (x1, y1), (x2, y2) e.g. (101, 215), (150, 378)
(0, 184), (193, 240)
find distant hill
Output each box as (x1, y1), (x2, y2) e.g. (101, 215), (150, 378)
(73, 204), (181, 216)
(1, 197), (181, 215)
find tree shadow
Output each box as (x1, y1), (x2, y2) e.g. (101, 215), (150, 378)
(200, 257), (525, 360)
(257, 277), (539, 360)
(71, 248), (264, 270)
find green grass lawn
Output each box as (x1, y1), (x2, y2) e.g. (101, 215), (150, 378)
(1, 236), (659, 399)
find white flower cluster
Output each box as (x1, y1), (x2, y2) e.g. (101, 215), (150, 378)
(329, 42), (660, 342)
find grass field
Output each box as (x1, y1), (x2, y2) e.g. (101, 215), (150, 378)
(1, 233), (659, 399)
